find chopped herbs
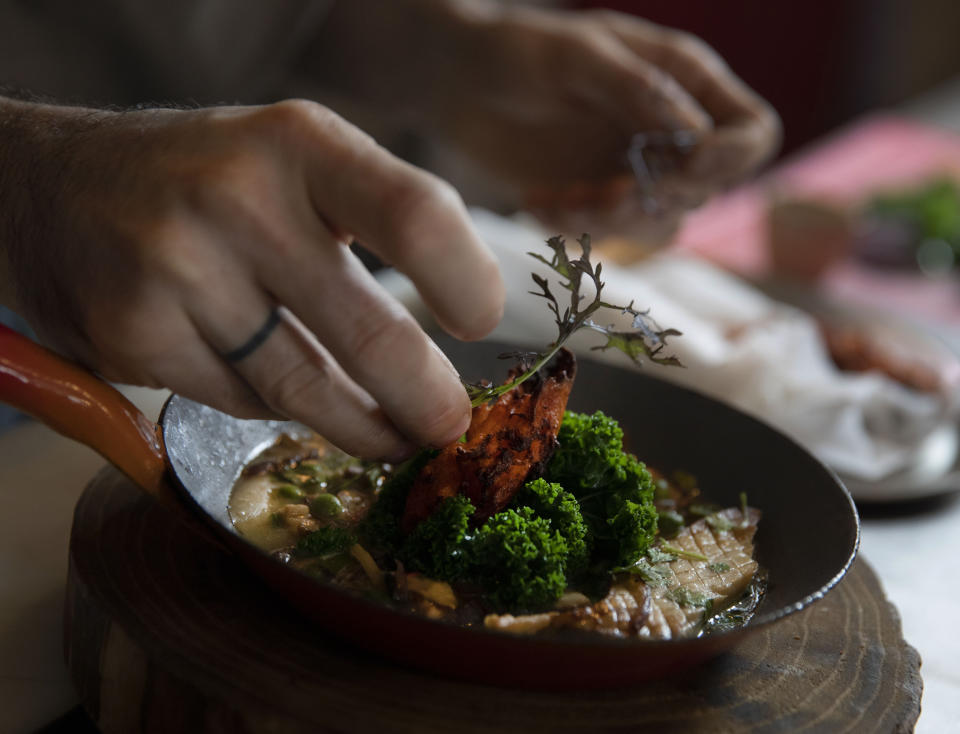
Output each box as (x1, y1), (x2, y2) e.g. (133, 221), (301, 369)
(646, 546), (677, 564)
(708, 562), (731, 573)
(705, 513), (734, 533)
(612, 557), (672, 588)
(690, 503), (735, 533)
(660, 543), (709, 562)
(669, 586), (714, 609)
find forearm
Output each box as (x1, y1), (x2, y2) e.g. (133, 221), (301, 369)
(0, 96), (63, 313)
(0, 96), (102, 315)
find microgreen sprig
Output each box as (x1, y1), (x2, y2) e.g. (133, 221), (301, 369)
(464, 234), (682, 406)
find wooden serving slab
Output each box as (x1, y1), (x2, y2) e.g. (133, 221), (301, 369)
(66, 467), (922, 733)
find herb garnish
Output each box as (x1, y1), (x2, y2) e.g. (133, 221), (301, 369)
(612, 557), (672, 588)
(669, 586), (714, 609)
(464, 234), (682, 405)
(660, 543), (709, 562)
(705, 513), (734, 533)
(646, 546), (678, 564)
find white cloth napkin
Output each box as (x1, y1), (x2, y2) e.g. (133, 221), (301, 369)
(474, 210), (957, 482)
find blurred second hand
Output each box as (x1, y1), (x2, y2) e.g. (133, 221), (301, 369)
(626, 129), (701, 215)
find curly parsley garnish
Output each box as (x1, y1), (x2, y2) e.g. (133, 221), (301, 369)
(464, 234), (682, 405)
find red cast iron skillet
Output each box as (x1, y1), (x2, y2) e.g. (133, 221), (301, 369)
(0, 324), (859, 690)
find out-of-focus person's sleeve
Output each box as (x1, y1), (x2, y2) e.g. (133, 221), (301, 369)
(0, 0), (333, 105)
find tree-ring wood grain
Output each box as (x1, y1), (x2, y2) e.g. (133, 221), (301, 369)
(66, 467), (922, 733)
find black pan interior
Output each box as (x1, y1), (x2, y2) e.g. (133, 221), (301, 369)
(162, 336), (859, 626)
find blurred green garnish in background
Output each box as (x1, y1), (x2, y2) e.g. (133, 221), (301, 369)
(862, 177), (960, 274)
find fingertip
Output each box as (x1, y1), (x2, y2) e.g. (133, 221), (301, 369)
(431, 248), (506, 342)
(384, 440), (420, 464)
(414, 367), (472, 449)
(446, 284), (505, 342)
(428, 400), (472, 449)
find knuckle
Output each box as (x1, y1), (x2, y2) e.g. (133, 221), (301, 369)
(137, 218), (212, 292)
(260, 358), (334, 415)
(254, 99), (373, 149)
(256, 98), (329, 133)
(349, 309), (419, 366)
(670, 30), (713, 60)
(381, 174), (464, 262)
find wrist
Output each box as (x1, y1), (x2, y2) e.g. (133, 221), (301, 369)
(0, 98), (111, 315)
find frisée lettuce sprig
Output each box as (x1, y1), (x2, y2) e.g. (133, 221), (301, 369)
(464, 234), (683, 406)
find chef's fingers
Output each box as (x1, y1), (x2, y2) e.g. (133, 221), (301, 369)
(602, 15), (781, 181)
(536, 15), (711, 135)
(189, 274), (419, 461)
(256, 225), (472, 451)
(185, 156), (473, 454)
(286, 101), (505, 343)
(84, 306), (279, 420)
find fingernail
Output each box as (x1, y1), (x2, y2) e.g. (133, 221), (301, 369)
(386, 440), (419, 464)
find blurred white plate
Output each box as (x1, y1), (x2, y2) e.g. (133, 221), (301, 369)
(754, 278), (960, 503)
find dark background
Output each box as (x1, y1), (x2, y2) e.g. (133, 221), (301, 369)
(578, 0), (960, 156)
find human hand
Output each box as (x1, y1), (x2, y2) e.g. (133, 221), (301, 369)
(433, 4), (780, 240)
(0, 98), (504, 459)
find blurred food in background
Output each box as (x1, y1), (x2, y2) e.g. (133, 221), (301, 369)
(767, 197), (854, 280)
(766, 175), (960, 281)
(818, 318), (944, 394)
(857, 177), (960, 274)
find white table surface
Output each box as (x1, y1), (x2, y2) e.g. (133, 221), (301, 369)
(1, 380), (959, 734)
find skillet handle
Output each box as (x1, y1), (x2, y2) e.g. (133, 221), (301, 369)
(0, 322), (169, 497)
